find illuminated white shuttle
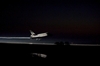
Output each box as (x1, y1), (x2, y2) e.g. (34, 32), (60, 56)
(30, 30), (48, 38)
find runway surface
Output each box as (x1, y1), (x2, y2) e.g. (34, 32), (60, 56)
(0, 37), (99, 46)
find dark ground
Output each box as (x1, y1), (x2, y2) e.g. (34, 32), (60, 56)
(0, 43), (99, 64)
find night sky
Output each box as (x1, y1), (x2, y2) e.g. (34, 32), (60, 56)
(0, 0), (100, 39)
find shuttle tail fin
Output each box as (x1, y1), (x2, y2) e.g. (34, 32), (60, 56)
(30, 30), (35, 35)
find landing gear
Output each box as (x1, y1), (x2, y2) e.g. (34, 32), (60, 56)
(36, 38), (41, 40)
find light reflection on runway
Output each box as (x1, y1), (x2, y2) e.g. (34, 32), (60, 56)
(0, 37), (100, 46)
(0, 37), (59, 45)
(0, 37), (30, 39)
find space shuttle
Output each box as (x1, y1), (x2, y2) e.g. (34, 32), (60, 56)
(30, 30), (48, 39)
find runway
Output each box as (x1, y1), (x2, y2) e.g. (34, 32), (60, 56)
(0, 37), (30, 39)
(0, 37), (100, 46)
(0, 37), (55, 45)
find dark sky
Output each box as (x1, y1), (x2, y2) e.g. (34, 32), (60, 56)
(0, 0), (100, 38)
